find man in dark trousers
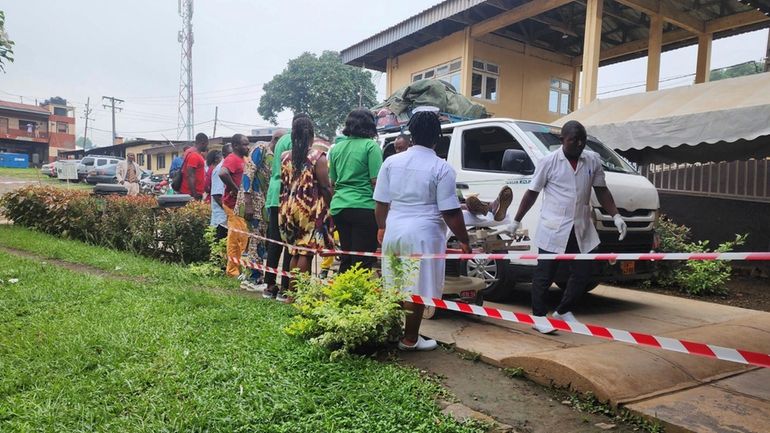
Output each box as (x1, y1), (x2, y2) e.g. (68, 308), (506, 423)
(510, 120), (627, 334)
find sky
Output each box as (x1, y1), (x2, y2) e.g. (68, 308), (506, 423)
(1, 1), (767, 147)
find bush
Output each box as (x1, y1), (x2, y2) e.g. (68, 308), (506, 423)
(187, 226), (227, 276)
(0, 185), (211, 264)
(285, 265), (405, 360)
(653, 215), (747, 295)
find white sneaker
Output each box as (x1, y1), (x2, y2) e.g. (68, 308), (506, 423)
(553, 311), (578, 323)
(243, 281), (259, 292)
(532, 316), (557, 334)
(398, 336), (438, 351)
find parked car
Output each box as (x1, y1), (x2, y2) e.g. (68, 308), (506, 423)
(40, 162), (56, 177)
(78, 155), (124, 181)
(380, 118), (660, 301)
(86, 162), (150, 185)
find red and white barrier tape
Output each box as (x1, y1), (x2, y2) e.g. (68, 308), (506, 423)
(226, 253), (770, 368)
(411, 295), (770, 369)
(225, 226), (770, 261)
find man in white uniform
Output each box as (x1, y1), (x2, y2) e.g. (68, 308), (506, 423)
(510, 120), (627, 333)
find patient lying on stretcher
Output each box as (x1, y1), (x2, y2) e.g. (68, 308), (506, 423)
(459, 186), (513, 228)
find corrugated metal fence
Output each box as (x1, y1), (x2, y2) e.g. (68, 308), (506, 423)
(640, 159), (770, 203)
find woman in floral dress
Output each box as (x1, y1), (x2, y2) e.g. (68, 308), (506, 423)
(278, 116), (334, 300)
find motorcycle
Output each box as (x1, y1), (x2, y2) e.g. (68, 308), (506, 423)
(140, 174), (170, 196)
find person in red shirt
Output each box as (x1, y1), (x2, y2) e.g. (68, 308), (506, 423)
(219, 133), (250, 277)
(180, 133), (209, 199)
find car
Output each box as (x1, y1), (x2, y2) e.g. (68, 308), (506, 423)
(78, 155), (124, 181)
(40, 162), (56, 177)
(56, 159), (81, 181)
(86, 162), (150, 185)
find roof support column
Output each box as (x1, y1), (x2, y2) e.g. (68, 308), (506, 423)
(571, 65), (581, 112)
(695, 33), (713, 83)
(580, 0), (603, 106)
(646, 14), (663, 91)
(386, 57), (394, 97)
(461, 27), (475, 96)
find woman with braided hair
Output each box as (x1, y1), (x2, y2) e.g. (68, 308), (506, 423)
(278, 115), (334, 302)
(374, 107), (471, 351)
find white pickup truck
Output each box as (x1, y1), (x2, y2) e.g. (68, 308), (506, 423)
(380, 118), (660, 301)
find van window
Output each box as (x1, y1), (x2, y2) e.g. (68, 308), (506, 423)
(109, 159), (119, 164)
(82, 157), (94, 166)
(97, 159), (108, 166)
(462, 126), (530, 172)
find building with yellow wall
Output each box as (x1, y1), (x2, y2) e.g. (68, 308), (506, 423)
(342, 0), (769, 122)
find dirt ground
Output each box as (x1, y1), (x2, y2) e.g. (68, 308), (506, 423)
(399, 348), (643, 433)
(620, 274), (770, 313)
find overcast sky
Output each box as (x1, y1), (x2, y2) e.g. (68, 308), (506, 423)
(1, 1), (767, 147)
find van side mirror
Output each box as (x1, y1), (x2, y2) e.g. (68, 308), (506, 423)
(501, 149), (534, 175)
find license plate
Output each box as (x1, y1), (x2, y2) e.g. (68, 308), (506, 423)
(620, 261), (635, 275)
(460, 290), (477, 299)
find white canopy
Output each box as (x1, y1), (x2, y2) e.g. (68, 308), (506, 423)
(556, 72), (770, 164)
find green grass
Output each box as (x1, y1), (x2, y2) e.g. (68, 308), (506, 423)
(0, 227), (484, 432)
(0, 167), (91, 190)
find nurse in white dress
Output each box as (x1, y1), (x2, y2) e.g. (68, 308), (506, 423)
(374, 109), (471, 351)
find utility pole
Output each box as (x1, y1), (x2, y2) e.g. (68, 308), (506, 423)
(177, 0), (194, 143)
(82, 97), (94, 150)
(212, 106), (218, 137)
(101, 95), (124, 144)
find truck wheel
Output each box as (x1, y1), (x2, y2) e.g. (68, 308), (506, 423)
(555, 281), (599, 293)
(465, 258), (512, 302)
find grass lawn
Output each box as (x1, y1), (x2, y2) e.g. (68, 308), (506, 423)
(0, 226), (484, 433)
(0, 167), (91, 190)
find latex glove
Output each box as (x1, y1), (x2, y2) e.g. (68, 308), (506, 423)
(613, 214), (627, 241)
(509, 220), (521, 235)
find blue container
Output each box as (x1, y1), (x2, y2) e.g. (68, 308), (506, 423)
(0, 152), (30, 168)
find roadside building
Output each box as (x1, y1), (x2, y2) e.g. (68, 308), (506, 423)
(0, 98), (76, 165)
(342, 0), (770, 121)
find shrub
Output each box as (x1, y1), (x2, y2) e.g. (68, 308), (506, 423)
(286, 265), (405, 360)
(0, 185), (210, 264)
(653, 215), (747, 295)
(188, 226), (227, 276)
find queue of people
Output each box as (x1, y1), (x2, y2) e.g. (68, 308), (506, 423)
(180, 109), (626, 351)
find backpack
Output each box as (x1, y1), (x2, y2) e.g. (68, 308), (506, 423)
(170, 153), (189, 192)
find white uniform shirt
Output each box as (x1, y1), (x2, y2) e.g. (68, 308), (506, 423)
(529, 147), (606, 254)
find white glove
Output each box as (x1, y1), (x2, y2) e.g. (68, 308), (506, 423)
(509, 219), (521, 235)
(613, 214), (627, 241)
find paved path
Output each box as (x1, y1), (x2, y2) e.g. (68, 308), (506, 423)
(421, 284), (770, 433)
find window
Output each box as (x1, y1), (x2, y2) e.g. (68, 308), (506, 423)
(411, 59), (462, 91)
(549, 78), (572, 115)
(0, 118), (8, 133)
(147, 154), (152, 170)
(53, 107), (67, 116)
(137, 153), (145, 166)
(56, 122), (68, 133)
(471, 59), (499, 101)
(461, 126), (530, 172)
(157, 154), (166, 169)
(97, 159), (108, 166)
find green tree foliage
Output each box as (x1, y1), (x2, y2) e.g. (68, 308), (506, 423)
(0, 10), (15, 72)
(258, 51), (377, 139)
(76, 136), (95, 150)
(709, 60), (764, 82)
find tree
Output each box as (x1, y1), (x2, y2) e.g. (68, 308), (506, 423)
(709, 60), (763, 82)
(76, 137), (95, 150)
(258, 51), (377, 139)
(0, 10), (14, 72)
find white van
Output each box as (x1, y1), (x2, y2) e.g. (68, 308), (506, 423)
(380, 118), (660, 301)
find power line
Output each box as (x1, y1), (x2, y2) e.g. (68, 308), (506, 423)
(90, 119), (213, 135)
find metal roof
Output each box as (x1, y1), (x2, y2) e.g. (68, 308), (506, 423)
(0, 100), (51, 116)
(341, 0), (488, 71)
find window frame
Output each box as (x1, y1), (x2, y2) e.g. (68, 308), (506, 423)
(548, 77), (573, 115)
(157, 154), (166, 169)
(460, 126), (530, 173)
(411, 59), (463, 91)
(471, 59), (500, 102)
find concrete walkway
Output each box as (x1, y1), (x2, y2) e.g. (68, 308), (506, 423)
(420, 285), (770, 433)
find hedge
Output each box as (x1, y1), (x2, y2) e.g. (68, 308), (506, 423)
(0, 185), (210, 263)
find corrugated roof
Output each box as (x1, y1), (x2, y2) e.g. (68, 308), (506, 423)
(0, 99), (51, 116)
(340, 0), (487, 69)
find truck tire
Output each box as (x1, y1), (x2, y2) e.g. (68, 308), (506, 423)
(465, 258), (513, 302)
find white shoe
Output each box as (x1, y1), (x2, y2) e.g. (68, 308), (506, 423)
(398, 336), (438, 351)
(532, 316), (557, 334)
(552, 311), (578, 323)
(243, 281), (260, 292)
